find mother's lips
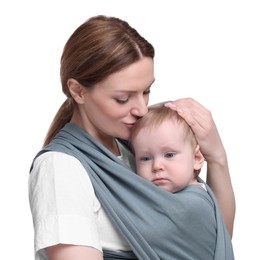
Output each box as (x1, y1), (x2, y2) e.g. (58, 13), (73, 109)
(124, 123), (135, 128)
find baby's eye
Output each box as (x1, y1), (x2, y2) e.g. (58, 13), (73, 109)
(140, 156), (151, 161)
(165, 152), (176, 158)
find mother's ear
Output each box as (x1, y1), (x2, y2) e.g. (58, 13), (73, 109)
(67, 78), (86, 104)
(194, 145), (205, 171)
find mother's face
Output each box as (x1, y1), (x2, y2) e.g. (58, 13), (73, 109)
(81, 57), (155, 143)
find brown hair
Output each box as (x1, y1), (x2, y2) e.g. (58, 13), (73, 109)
(130, 102), (197, 148)
(43, 15), (155, 146)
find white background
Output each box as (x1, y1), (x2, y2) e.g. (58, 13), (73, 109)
(1, 0), (261, 259)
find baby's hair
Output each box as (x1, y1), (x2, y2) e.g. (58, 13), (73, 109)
(130, 102), (197, 148)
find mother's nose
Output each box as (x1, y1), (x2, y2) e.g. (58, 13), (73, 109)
(130, 98), (148, 117)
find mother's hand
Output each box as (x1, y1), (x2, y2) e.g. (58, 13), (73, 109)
(165, 98), (225, 163)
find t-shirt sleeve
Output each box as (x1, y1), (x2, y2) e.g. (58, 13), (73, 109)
(29, 151), (102, 256)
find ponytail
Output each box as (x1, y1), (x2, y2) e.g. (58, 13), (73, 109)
(43, 98), (73, 147)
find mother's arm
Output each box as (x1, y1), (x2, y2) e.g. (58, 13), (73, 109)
(46, 244), (103, 260)
(165, 98), (235, 238)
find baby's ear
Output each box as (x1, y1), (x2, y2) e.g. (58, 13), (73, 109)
(194, 145), (205, 171)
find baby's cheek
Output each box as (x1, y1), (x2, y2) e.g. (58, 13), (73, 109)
(137, 165), (150, 177)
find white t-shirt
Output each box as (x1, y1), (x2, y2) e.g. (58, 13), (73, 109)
(29, 140), (135, 260)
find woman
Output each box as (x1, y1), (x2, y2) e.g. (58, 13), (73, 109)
(29, 15), (235, 260)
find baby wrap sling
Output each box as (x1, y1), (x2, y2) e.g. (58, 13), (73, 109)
(30, 123), (234, 260)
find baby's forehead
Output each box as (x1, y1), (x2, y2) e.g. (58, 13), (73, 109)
(140, 119), (185, 136)
(150, 117), (186, 129)
(152, 119), (196, 143)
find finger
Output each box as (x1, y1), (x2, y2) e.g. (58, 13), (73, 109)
(169, 99), (211, 132)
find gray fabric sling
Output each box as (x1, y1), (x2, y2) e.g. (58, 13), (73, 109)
(30, 123), (234, 260)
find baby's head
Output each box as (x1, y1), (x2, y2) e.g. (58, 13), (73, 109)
(130, 102), (203, 181)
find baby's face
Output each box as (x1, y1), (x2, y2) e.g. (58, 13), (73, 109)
(132, 120), (197, 192)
